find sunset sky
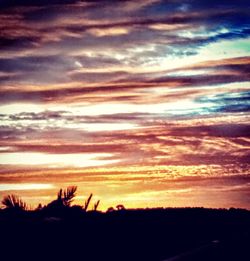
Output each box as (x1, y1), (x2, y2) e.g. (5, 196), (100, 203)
(0, 0), (249, 210)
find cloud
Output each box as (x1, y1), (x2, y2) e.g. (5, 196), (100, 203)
(170, 124), (250, 138)
(0, 53), (249, 105)
(0, 0), (249, 209)
(197, 91), (250, 113)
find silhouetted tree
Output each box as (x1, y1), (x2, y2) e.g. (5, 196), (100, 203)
(2, 194), (27, 211)
(46, 186), (77, 210)
(36, 203), (43, 211)
(62, 186), (77, 206)
(116, 204), (125, 211)
(107, 207), (115, 213)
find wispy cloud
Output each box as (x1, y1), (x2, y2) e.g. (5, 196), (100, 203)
(0, 0), (249, 209)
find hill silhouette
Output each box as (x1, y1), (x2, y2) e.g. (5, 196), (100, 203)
(0, 186), (249, 261)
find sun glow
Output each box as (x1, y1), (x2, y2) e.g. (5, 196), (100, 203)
(0, 152), (119, 168)
(0, 183), (54, 191)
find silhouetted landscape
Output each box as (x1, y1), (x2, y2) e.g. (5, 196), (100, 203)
(1, 1), (250, 260)
(1, 186), (249, 261)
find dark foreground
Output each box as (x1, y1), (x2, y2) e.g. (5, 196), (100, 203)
(0, 207), (249, 261)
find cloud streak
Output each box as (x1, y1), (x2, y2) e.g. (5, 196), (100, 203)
(0, 0), (249, 209)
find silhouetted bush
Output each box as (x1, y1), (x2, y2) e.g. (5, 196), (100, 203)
(2, 194), (27, 211)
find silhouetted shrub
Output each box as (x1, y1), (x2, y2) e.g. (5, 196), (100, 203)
(2, 194), (27, 211)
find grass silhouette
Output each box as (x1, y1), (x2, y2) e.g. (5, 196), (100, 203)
(84, 192), (93, 211)
(93, 199), (100, 211)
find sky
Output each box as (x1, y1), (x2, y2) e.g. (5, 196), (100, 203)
(0, 0), (250, 210)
